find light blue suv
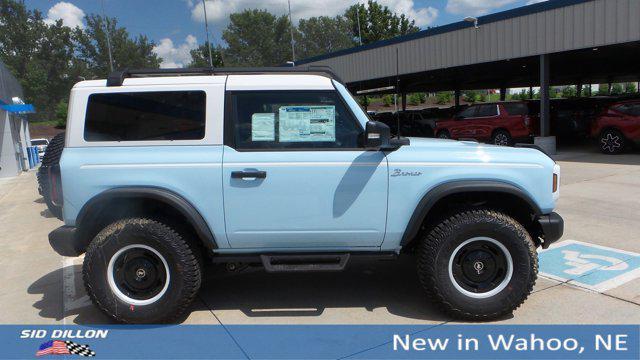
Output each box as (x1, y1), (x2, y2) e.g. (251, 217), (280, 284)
(48, 67), (563, 323)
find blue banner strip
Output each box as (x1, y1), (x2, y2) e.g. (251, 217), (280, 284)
(3, 325), (638, 359)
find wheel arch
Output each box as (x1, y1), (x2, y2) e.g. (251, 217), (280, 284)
(400, 180), (542, 249)
(75, 187), (217, 254)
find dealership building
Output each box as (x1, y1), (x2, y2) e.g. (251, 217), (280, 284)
(297, 0), (640, 152)
(0, 61), (34, 178)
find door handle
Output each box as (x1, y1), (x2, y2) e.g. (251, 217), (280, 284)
(231, 170), (267, 179)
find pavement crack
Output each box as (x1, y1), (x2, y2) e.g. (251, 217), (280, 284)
(197, 294), (251, 359)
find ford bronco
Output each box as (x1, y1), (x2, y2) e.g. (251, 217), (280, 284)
(48, 66), (563, 323)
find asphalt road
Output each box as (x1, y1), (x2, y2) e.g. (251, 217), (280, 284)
(0, 146), (638, 325)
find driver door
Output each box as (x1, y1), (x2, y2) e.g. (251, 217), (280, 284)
(222, 90), (388, 249)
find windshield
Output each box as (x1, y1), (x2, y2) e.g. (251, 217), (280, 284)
(31, 140), (48, 146)
(332, 80), (370, 128)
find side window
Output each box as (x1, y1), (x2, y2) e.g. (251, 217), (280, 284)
(503, 103), (528, 116)
(614, 103), (640, 116)
(456, 106), (477, 119)
(84, 91), (206, 141)
(229, 91), (363, 150)
(476, 104), (499, 117)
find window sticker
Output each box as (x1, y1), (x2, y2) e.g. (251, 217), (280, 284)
(279, 106), (336, 142)
(251, 113), (275, 141)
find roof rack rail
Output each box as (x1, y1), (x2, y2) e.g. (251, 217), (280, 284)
(106, 65), (342, 87)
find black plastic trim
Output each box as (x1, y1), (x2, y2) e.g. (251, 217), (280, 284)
(400, 180), (542, 247)
(537, 212), (564, 248)
(76, 187), (217, 250)
(107, 65), (343, 87)
(49, 226), (81, 257)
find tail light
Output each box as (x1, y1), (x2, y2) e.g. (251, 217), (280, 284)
(524, 115), (531, 128)
(48, 165), (63, 207)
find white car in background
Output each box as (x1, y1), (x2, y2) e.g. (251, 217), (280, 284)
(30, 138), (49, 160)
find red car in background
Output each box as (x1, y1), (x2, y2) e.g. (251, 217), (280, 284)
(591, 100), (640, 154)
(435, 102), (536, 146)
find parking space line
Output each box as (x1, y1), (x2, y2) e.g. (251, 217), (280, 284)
(62, 257), (75, 324)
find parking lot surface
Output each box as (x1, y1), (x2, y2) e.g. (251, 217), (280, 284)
(0, 147), (639, 325)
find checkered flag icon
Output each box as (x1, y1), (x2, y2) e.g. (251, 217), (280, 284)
(65, 341), (96, 357)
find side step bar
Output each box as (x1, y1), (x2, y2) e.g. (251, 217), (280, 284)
(260, 254), (350, 273)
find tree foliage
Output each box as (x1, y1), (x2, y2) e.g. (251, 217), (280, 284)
(0, 0), (83, 120)
(295, 16), (354, 59)
(344, 0), (419, 45)
(74, 15), (160, 78)
(187, 42), (225, 68)
(222, 9), (292, 66)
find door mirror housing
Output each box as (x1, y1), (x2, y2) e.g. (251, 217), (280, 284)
(365, 121), (409, 150)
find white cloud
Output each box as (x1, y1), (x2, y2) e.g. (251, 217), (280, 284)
(445, 0), (517, 16)
(153, 35), (199, 68)
(377, 0), (438, 27)
(44, 2), (85, 29)
(190, 0), (438, 28)
(526, 0), (548, 4)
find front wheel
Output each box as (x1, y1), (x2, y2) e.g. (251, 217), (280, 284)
(437, 130), (451, 139)
(417, 209), (537, 320)
(492, 130), (512, 146)
(83, 218), (202, 323)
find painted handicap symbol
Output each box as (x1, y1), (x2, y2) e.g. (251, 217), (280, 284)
(539, 240), (640, 292)
(561, 250), (628, 276)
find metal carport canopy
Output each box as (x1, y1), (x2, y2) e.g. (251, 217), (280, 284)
(296, 0), (640, 93)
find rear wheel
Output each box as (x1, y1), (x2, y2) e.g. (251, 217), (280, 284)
(83, 218), (202, 323)
(599, 129), (626, 155)
(437, 130), (451, 139)
(491, 130), (512, 146)
(417, 209), (537, 320)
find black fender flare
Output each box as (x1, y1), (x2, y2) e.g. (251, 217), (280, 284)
(76, 186), (217, 249)
(400, 180), (542, 247)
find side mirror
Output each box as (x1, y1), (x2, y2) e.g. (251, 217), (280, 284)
(365, 120), (390, 150)
(365, 121), (409, 150)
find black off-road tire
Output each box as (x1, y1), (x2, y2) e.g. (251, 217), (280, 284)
(37, 132), (65, 219)
(599, 129), (626, 155)
(83, 218), (202, 324)
(417, 209), (537, 321)
(492, 129), (513, 146)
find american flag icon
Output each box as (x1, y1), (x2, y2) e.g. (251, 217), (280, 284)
(36, 340), (96, 357)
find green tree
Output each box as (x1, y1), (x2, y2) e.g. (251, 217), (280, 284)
(597, 83), (610, 95)
(295, 16), (355, 59)
(222, 9), (291, 66)
(382, 94), (393, 107)
(610, 83), (624, 95)
(54, 99), (68, 128)
(344, 1), (419, 45)
(436, 91), (452, 104)
(624, 82), (637, 94)
(74, 14), (160, 78)
(0, 0), (85, 120)
(408, 93), (421, 106)
(561, 86), (576, 98)
(463, 90), (479, 103)
(187, 42), (225, 68)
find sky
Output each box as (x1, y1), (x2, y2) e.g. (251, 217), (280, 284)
(25, 0), (549, 68)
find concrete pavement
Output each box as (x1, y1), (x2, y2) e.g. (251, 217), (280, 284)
(0, 148), (639, 325)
